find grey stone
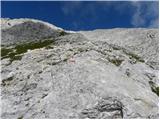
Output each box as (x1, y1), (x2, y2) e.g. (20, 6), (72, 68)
(0, 18), (159, 119)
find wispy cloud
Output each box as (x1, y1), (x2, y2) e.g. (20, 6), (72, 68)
(61, 1), (158, 29)
(131, 1), (158, 28)
(131, 2), (145, 27)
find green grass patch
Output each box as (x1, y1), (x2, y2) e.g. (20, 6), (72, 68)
(1, 39), (54, 63)
(108, 58), (123, 66)
(129, 53), (144, 62)
(45, 45), (54, 49)
(59, 31), (68, 36)
(1, 48), (13, 58)
(10, 55), (22, 62)
(15, 40), (54, 54)
(1, 76), (14, 86)
(124, 50), (145, 63)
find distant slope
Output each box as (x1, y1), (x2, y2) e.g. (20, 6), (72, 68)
(80, 28), (159, 70)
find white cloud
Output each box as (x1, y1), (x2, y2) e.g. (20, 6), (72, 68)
(131, 2), (145, 27)
(131, 1), (158, 28)
(61, 1), (159, 28)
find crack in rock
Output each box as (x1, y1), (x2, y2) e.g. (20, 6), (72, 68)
(80, 98), (123, 119)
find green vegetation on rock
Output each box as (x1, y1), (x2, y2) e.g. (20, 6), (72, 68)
(149, 81), (159, 96)
(1, 48), (13, 57)
(111, 45), (121, 50)
(108, 58), (124, 66)
(1, 48), (22, 62)
(1, 39), (54, 63)
(151, 86), (159, 96)
(123, 50), (145, 63)
(17, 115), (23, 119)
(59, 31), (68, 36)
(45, 45), (54, 49)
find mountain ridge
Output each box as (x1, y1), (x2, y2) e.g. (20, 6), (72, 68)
(0, 18), (159, 119)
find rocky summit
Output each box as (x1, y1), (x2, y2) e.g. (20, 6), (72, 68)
(0, 18), (159, 119)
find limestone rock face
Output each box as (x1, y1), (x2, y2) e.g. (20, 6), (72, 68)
(1, 18), (64, 46)
(0, 18), (159, 119)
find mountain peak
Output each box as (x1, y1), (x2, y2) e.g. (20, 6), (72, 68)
(1, 18), (63, 31)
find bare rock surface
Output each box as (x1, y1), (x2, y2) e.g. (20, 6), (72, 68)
(80, 29), (159, 69)
(1, 18), (65, 46)
(0, 18), (159, 119)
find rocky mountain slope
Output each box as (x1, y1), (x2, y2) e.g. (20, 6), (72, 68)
(0, 18), (159, 119)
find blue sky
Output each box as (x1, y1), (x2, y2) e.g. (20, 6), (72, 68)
(1, 1), (159, 31)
